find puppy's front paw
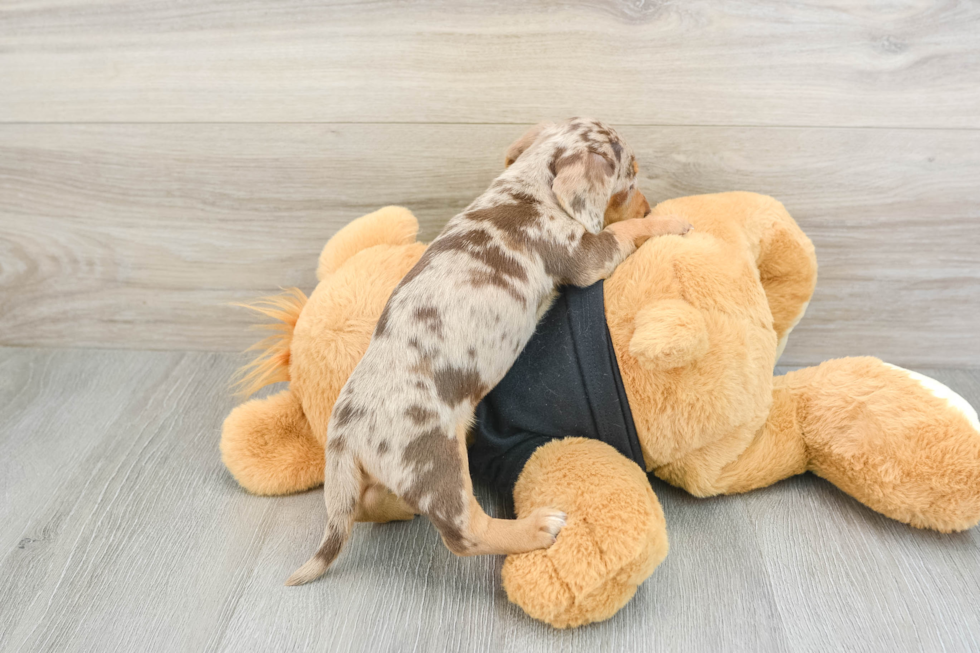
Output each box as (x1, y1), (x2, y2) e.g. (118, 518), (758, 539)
(649, 214), (693, 237)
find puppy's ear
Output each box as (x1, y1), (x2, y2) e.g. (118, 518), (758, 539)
(504, 122), (553, 167)
(552, 151), (615, 232)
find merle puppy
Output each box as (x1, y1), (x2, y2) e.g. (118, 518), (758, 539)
(287, 118), (692, 585)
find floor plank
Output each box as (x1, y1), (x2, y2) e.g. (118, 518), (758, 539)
(2, 0), (979, 127)
(0, 349), (977, 652)
(2, 124), (978, 365)
(0, 348), (266, 651)
(0, 348), (183, 555)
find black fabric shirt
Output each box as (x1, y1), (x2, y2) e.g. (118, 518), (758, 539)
(469, 281), (644, 502)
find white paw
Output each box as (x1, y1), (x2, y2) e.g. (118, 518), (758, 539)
(540, 510), (567, 539)
(884, 363), (980, 433)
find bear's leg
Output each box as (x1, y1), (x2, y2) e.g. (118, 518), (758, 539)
(791, 358), (980, 533)
(220, 389), (324, 496)
(501, 438), (668, 628)
(656, 358), (980, 533)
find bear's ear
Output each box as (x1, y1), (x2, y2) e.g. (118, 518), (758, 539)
(754, 201), (817, 360)
(629, 299), (709, 370)
(317, 206), (419, 281)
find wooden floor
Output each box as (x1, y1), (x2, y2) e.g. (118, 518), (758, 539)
(1, 346), (978, 652)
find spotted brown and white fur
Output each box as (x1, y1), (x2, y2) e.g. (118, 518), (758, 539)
(286, 118), (692, 585)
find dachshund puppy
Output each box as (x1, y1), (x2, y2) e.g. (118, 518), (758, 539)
(287, 118), (692, 585)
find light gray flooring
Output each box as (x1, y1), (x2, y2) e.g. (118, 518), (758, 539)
(1, 346), (978, 652)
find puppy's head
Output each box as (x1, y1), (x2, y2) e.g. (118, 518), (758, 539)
(504, 118), (650, 233)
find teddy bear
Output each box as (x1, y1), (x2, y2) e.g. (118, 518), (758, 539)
(220, 193), (980, 628)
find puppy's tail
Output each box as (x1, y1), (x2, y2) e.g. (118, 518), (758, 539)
(232, 287), (308, 398)
(285, 449), (360, 586)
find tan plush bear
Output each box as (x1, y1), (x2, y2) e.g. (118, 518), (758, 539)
(220, 194), (980, 628)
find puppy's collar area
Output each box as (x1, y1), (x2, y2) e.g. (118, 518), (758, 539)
(469, 282), (644, 505)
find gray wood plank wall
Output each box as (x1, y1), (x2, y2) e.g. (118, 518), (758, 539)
(2, 0), (979, 365)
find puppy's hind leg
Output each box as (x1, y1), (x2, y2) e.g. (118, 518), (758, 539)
(419, 423), (566, 557)
(285, 445), (361, 586)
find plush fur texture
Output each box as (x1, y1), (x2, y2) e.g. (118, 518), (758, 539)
(220, 192), (980, 628)
(232, 288), (307, 398)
